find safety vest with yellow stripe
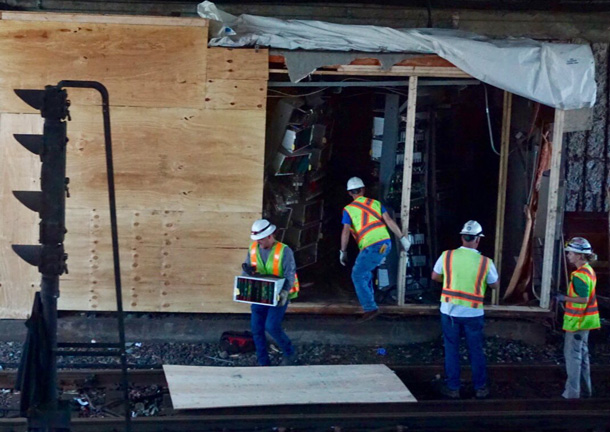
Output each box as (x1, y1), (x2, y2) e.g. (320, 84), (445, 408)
(344, 197), (391, 250)
(249, 241), (299, 300)
(439, 248), (491, 309)
(563, 264), (600, 332)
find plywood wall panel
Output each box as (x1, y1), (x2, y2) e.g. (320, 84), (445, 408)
(64, 105), (265, 212)
(0, 19), (208, 111)
(0, 114), (43, 318)
(207, 48), (269, 80)
(0, 16), (269, 316)
(204, 79), (267, 110)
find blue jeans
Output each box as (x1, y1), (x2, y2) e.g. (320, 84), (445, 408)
(352, 241), (392, 312)
(441, 313), (487, 390)
(251, 303), (294, 366)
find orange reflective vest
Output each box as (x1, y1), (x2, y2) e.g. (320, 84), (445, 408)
(249, 241), (299, 300)
(563, 264), (600, 332)
(344, 197), (391, 250)
(439, 248), (491, 309)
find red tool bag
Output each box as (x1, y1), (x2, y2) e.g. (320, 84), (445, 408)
(219, 331), (255, 354)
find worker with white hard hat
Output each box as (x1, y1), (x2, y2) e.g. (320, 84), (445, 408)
(431, 220), (499, 400)
(340, 177), (411, 322)
(556, 236), (600, 399)
(243, 218), (299, 366)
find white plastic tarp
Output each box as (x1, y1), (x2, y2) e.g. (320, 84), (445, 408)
(198, 1), (596, 110)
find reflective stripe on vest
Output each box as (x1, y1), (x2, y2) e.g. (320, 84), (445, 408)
(249, 242), (299, 299)
(344, 197), (390, 250)
(440, 249), (490, 309)
(563, 263), (600, 332)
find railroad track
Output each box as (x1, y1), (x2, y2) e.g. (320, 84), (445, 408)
(0, 365), (608, 432)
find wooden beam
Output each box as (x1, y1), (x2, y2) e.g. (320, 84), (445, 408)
(269, 53), (461, 69)
(397, 76), (418, 306)
(0, 11), (208, 27)
(288, 303), (552, 317)
(493, 91), (512, 305)
(269, 67), (470, 78)
(540, 109), (565, 310)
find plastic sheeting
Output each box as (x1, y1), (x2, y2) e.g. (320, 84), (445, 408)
(198, 1), (596, 110)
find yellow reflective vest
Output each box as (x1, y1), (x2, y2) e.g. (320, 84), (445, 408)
(439, 248), (492, 309)
(563, 263), (600, 332)
(344, 197), (391, 250)
(249, 241), (299, 300)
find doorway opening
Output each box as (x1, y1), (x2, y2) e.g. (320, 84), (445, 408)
(263, 76), (503, 311)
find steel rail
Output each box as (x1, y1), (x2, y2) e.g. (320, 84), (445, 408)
(0, 365), (608, 431)
(0, 364), (608, 388)
(0, 399), (609, 432)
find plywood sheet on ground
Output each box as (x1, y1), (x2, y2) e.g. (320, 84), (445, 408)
(163, 364), (416, 410)
(0, 18), (207, 111)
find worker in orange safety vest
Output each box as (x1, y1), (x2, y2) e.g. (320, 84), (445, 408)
(243, 219), (299, 366)
(340, 177), (411, 322)
(555, 237), (601, 399)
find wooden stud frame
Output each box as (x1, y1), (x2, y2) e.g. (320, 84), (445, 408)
(540, 109), (565, 310)
(396, 76), (418, 306)
(493, 91), (512, 305)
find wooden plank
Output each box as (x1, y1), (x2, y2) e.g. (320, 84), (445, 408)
(396, 76), (418, 306)
(493, 91), (512, 305)
(64, 106), (265, 212)
(270, 67), (470, 78)
(336, 65), (470, 77)
(269, 53), (459, 69)
(540, 109), (565, 310)
(164, 364), (416, 410)
(0, 20), (207, 111)
(288, 303), (551, 317)
(0, 11), (208, 27)
(208, 48), (269, 80)
(205, 79), (267, 110)
(0, 114), (42, 318)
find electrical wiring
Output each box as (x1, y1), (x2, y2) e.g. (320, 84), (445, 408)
(484, 84), (502, 156)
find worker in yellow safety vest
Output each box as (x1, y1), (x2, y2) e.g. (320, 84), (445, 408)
(431, 220), (499, 400)
(340, 177), (411, 322)
(243, 219), (299, 366)
(555, 237), (601, 399)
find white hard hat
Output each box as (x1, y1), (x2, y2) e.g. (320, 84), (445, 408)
(459, 220), (485, 237)
(564, 237), (593, 254)
(347, 177), (365, 191)
(250, 219), (276, 241)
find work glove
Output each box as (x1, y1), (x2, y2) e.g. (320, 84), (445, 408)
(278, 290), (289, 307)
(400, 236), (411, 252)
(242, 263), (257, 276)
(554, 293), (567, 302)
(339, 250), (348, 266)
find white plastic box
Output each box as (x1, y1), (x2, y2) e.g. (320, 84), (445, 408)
(233, 275), (285, 306)
(373, 117), (384, 137)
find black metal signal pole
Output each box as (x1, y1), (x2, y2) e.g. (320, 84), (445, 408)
(13, 85), (70, 431)
(13, 82), (130, 432)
